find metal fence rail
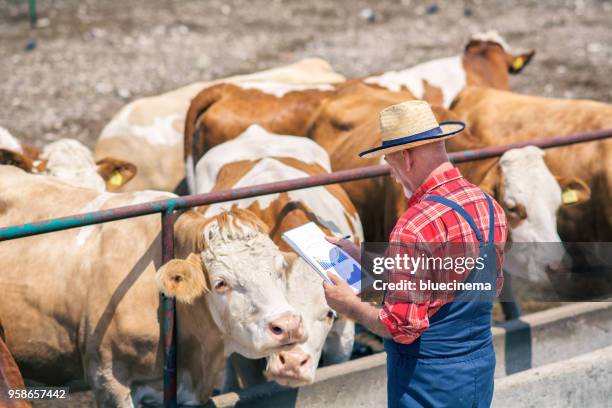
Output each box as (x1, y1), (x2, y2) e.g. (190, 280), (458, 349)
(0, 127), (611, 407)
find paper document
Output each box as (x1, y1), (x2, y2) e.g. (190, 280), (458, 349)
(282, 222), (362, 293)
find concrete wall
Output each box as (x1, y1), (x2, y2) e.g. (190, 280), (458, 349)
(492, 302), (612, 376)
(208, 354), (387, 408)
(493, 345), (612, 408)
(207, 302), (612, 408)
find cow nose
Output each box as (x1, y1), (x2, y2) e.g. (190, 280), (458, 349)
(267, 313), (305, 345)
(277, 348), (313, 378)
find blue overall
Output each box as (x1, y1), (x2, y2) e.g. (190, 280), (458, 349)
(385, 193), (498, 408)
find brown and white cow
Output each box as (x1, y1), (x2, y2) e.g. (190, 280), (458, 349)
(308, 30), (534, 173)
(451, 86), (609, 242)
(364, 30), (535, 108)
(195, 125), (363, 386)
(95, 58), (345, 193)
(183, 81), (341, 194)
(0, 165), (306, 406)
(307, 83), (413, 241)
(0, 127), (136, 192)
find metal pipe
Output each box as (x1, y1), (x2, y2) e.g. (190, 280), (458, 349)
(1, 127), (611, 242)
(161, 212), (177, 407)
(448, 128), (612, 163)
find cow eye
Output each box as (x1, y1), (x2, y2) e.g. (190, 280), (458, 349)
(506, 203), (527, 221)
(326, 310), (337, 320)
(213, 278), (229, 293)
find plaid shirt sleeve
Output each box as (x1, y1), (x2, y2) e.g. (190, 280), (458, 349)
(378, 228), (433, 344)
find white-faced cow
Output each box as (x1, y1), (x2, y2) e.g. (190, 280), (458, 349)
(194, 125), (362, 386)
(0, 165), (306, 406)
(451, 86), (610, 243)
(0, 127), (136, 192)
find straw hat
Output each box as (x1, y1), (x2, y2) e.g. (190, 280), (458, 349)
(359, 100), (465, 158)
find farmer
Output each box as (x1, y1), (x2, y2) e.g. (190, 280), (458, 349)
(323, 100), (508, 407)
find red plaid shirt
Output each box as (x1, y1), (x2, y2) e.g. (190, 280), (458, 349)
(378, 167), (508, 344)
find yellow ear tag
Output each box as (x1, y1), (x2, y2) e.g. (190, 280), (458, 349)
(109, 171), (124, 187)
(512, 57), (524, 71)
(562, 188), (578, 204)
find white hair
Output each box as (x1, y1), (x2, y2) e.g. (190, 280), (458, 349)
(470, 30), (511, 52)
(0, 126), (23, 153)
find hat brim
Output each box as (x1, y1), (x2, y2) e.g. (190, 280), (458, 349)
(359, 122), (465, 158)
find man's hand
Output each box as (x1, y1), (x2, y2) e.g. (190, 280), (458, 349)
(325, 236), (361, 263)
(322, 273), (360, 316)
(322, 273), (391, 339)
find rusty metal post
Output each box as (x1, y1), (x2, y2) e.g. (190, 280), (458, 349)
(161, 211), (177, 407)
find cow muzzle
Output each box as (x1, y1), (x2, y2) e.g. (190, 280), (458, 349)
(266, 347), (314, 387)
(267, 312), (305, 346)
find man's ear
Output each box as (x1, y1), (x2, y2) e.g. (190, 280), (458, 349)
(0, 149), (33, 172)
(400, 149), (412, 172)
(508, 50), (535, 74)
(96, 157), (137, 191)
(556, 176), (591, 206)
(156, 253), (208, 303)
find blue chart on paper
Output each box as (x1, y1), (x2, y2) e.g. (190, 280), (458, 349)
(316, 247), (347, 270)
(315, 247), (361, 286)
(343, 264), (361, 286)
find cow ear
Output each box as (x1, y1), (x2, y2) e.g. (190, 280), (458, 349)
(508, 50), (535, 74)
(479, 162), (503, 198)
(421, 79), (444, 106)
(96, 157), (137, 191)
(156, 253), (208, 303)
(556, 176), (591, 206)
(0, 149), (33, 172)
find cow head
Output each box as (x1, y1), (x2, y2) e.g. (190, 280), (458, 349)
(95, 157), (138, 192)
(156, 209), (306, 359)
(264, 258), (350, 386)
(41, 139), (136, 192)
(463, 31), (535, 90)
(0, 127), (34, 171)
(481, 146), (590, 282)
(0, 148), (33, 172)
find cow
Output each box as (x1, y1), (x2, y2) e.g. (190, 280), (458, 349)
(0, 165), (306, 406)
(194, 125), (363, 386)
(94, 58), (345, 193)
(364, 30), (535, 108)
(307, 30), (534, 172)
(455, 146), (591, 282)
(226, 257), (351, 389)
(451, 86), (610, 243)
(183, 81), (341, 195)
(0, 128), (136, 192)
(0, 321), (30, 408)
(307, 83), (414, 241)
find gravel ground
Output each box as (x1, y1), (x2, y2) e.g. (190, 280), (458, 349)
(1, 0), (611, 149)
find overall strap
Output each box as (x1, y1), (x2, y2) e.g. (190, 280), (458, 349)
(483, 193), (495, 245)
(425, 195), (485, 244)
